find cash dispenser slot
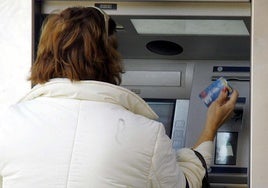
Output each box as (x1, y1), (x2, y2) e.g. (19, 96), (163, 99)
(209, 168), (247, 188)
(209, 175), (247, 188)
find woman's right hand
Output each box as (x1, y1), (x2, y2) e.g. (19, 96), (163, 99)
(205, 88), (239, 135)
(193, 88), (239, 148)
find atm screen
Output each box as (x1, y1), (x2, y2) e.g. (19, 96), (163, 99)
(215, 132), (238, 165)
(145, 99), (176, 138)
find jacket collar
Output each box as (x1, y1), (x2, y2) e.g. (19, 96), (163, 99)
(19, 79), (158, 120)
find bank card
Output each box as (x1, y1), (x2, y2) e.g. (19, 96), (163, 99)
(199, 77), (233, 107)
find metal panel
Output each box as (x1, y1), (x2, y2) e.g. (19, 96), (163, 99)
(186, 60), (250, 187)
(121, 59), (194, 99)
(121, 71), (181, 86)
(38, 1), (251, 61)
(171, 100), (190, 150)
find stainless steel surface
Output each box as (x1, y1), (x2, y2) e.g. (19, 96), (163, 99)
(115, 16), (250, 60)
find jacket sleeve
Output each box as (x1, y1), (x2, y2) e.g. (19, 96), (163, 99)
(176, 141), (213, 188)
(149, 124), (213, 188)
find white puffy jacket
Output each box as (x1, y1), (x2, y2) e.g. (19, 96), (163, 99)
(0, 79), (212, 188)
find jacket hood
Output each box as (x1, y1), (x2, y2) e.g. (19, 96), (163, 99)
(19, 79), (159, 120)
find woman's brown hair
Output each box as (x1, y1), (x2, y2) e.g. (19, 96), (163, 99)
(29, 7), (123, 85)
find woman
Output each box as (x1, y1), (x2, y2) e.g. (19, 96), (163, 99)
(0, 7), (238, 188)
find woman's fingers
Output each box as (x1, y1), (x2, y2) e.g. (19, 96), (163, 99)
(228, 89), (239, 105)
(215, 87), (229, 105)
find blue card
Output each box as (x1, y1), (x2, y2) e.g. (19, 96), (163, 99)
(199, 77), (233, 107)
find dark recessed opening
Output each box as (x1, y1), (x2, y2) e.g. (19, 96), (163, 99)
(146, 40), (183, 55)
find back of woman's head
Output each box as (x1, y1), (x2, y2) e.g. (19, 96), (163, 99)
(30, 7), (123, 85)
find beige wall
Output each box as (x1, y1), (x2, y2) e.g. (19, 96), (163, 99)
(251, 0), (268, 187)
(0, 0), (32, 113)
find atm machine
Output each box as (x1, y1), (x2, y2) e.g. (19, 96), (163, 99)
(34, 1), (251, 187)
